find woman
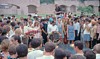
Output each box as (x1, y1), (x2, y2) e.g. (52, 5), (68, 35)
(62, 18), (69, 44)
(56, 18), (64, 43)
(54, 48), (67, 59)
(67, 21), (75, 44)
(83, 19), (91, 48)
(1, 39), (10, 59)
(33, 21), (42, 38)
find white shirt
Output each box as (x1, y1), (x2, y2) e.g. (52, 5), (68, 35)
(27, 49), (43, 59)
(96, 54), (100, 59)
(47, 24), (58, 34)
(83, 23), (92, 34)
(36, 55), (54, 59)
(74, 22), (80, 34)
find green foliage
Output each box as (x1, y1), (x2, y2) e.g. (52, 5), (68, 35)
(79, 0), (85, 3)
(77, 6), (94, 13)
(40, 0), (54, 4)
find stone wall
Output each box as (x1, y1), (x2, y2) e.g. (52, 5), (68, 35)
(0, 0), (99, 15)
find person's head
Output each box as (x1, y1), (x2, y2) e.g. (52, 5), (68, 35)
(12, 15), (15, 19)
(58, 18), (61, 23)
(80, 20), (85, 25)
(65, 50), (72, 59)
(34, 21), (40, 27)
(7, 17), (11, 20)
(69, 55), (86, 59)
(3, 25), (10, 33)
(28, 20), (33, 26)
(6, 20), (11, 25)
(16, 44), (28, 58)
(10, 22), (16, 28)
(30, 38), (42, 49)
(2, 29), (7, 36)
(8, 44), (17, 57)
(0, 14), (4, 18)
(52, 21), (56, 26)
(91, 20), (97, 26)
(28, 14), (32, 19)
(74, 41), (83, 52)
(83, 49), (96, 59)
(93, 44), (100, 54)
(98, 18), (100, 24)
(74, 18), (78, 22)
(69, 21), (73, 26)
(14, 28), (22, 36)
(54, 48), (67, 59)
(11, 35), (21, 45)
(85, 18), (90, 24)
(44, 42), (56, 54)
(1, 39), (10, 52)
(33, 16), (38, 20)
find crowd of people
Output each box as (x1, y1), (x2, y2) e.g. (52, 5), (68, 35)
(0, 12), (99, 59)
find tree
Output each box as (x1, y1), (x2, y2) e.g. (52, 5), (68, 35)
(40, 0), (54, 4)
(77, 6), (94, 13)
(79, 0), (85, 3)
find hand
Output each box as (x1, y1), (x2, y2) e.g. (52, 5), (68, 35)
(59, 34), (62, 36)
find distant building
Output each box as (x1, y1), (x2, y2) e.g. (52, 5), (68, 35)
(0, 0), (99, 15)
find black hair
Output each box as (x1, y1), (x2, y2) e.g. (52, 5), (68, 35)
(65, 50), (72, 59)
(31, 38), (42, 48)
(33, 16), (38, 20)
(6, 20), (11, 24)
(0, 14), (4, 16)
(74, 17), (78, 21)
(54, 48), (66, 59)
(8, 45), (16, 55)
(13, 35), (21, 44)
(7, 17), (11, 20)
(69, 55), (86, 59)
(2, 29), (7, 36)
(28, 14), (32, 17)
(11, 22), (16, 27)
(16, 44), (28, 58)
(84, 50), (96, 59)
(24, 18), (28, 22)
(74, 40), (83, 50)
(45, 42), (56, 52)
(3, 18), (7, 20)
(14, 25), (19, 30)
(12, 15), (15, 17)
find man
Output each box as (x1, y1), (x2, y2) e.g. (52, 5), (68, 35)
(41, 19), (48, 44)
(10, 35), (21, 46)
(47, 21), (59, 42)
(74, 40), (84, 55)
(69, 55), (86, 59)
(84, 50), (96, 59)
(27, 38), (43, 59)
(36, 42), (56, 59)
(16, 44), (28, 59)
(93, 44), (100, 59)
(0, 14), (4, 21)
(11, 15), (16, 22)
(74, 18), (80, 41)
